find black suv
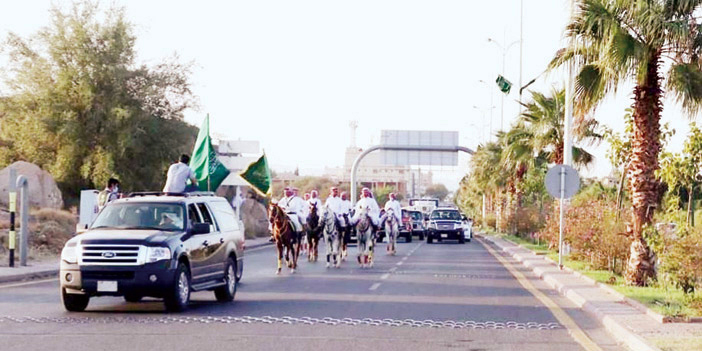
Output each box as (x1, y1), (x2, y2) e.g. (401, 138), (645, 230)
(60, 192), (245, 312)
(426, 208), (465, 244)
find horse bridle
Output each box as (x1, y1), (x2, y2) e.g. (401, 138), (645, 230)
(270, 205), (290, 235)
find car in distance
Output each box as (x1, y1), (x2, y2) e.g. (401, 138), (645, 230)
(426, 208), (465, 244)
(405, 209), (426, 240)
(60, 192), (245, 312)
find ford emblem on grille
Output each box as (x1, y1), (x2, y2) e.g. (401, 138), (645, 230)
(102, 252), (116, 258)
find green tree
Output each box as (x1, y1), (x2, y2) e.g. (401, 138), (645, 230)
(658, 124), (702, 227)
(0, 2), (197, 201)
(551, 0), (702, 286)
(424, 183), (449, 201)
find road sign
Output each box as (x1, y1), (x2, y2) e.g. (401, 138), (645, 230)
(545, 165), (580, 199)
(380, 130), (459, 166)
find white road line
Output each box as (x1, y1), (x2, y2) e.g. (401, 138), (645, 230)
(396, 261), (403, 266)
(369, 283), (381, 291)
(380, 273), (390, 280)
(389, 267), (397, 272)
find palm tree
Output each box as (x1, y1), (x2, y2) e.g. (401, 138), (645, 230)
(515, 88), (600, 166)
(551, 0), (702, 285)
(500, 88), (601, 233)
(469, 140), (508, 229)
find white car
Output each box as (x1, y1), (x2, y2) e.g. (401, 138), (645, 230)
(461, 216), (473, 242)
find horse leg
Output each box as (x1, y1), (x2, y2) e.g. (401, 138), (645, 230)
(276, 242), (283, 275)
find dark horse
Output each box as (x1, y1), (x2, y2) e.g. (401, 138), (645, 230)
(268, 202), (299, 274)
(305, 202), (323, 262)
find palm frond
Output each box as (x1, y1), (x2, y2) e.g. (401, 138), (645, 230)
(667, 63), (702, 115)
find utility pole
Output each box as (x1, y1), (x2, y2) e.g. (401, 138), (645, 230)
(519, 0), (524, 113)
(488, 37), (520, 131)
(559, 0), (577, 270)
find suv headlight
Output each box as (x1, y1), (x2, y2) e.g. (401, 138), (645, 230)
(61, 242), (78, 264)
(146, 247), (171, 263)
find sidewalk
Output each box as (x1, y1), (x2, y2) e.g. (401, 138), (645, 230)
(480, 233), (702, 351)
(0, 237), (272, 285)
(0, 259), (58, 284)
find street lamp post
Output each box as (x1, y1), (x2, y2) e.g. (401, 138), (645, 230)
(487, 37), (520, 132)
(477, 80), (496, 141)
(472, 105), (494, 143)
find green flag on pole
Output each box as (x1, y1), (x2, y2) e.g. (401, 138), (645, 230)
(495, 75), (512, 94)
(189, 115), (230, 192)
(239, 152), (272, 197)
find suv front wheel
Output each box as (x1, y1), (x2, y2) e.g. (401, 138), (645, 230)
(62, 288), (90, 312)
(215, 258), (237, 302)
(164, 263), (191, 312)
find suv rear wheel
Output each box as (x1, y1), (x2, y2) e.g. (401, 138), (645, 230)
(214, 258), (237, 302)
(164, 263), (190, 312)
(62, 288), (90, 312)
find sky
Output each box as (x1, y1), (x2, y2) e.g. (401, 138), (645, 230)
(0, 1), (697, 191)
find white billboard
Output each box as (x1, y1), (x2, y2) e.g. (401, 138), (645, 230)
(380, 130), (459, 166)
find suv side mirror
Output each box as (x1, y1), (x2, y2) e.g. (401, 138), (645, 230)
(192, 223), (210, 235)
(76, 223), (88, 234)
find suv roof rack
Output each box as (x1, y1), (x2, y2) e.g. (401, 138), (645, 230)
(127, 191), (217, 198)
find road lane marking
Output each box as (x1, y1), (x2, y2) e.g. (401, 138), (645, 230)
(396, 261), (403, 266)
(0, 277), (57, 289)
(380, 273), (390, 280)
(478, 238), (603, 351)
(369, 283), (381, 291)
(389, 267), (397, 272)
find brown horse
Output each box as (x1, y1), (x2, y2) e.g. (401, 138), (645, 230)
(268, 202), (299, 274)
(305, 202), (322, 262)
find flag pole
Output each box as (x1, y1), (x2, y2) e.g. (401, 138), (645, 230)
(207, 114), (211, 192)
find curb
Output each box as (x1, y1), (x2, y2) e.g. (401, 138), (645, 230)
(0, 268), (59, 284)
(479, 234), (662, 351)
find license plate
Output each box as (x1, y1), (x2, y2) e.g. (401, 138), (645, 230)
(97, 280), (118, 292)
(441, 234), (448, 238)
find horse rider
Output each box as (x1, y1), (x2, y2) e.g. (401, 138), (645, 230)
(325, 186), (342, 216)
(301, 192), (311, 221)
(307, 190), (323, 218)
(339, 191), (353, 255)
(352, 187), (380, 231)
(339, 191), (352, 225)
(278, 187), (305, 239)
(382, 192), (402, 226)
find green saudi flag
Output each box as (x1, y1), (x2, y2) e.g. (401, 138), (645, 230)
(496, 75), (512, 94)
(239, 152), (272, 197)
(190, 115), (230, 191)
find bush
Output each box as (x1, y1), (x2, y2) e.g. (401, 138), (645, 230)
(537, 198), (629, 273)
(508, 205), (547, 237)
(657, 228), (702, 293)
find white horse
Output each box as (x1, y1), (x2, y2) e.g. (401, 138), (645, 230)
(355, 206), (375, 268)
(384, 208), (399, 255)
(322, 206), (341, 268)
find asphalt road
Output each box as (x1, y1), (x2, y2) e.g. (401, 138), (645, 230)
(0, 237), (624, 351)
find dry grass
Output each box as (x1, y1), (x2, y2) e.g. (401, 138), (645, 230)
(0, 208), (76, 260)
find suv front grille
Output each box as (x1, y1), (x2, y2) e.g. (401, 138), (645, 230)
(79, 245), (145, 266)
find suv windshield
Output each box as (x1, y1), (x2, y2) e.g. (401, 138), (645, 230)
(430, 210), (461, 221)
(409, 211), (423, 220)
(91, 203), (186, 231)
